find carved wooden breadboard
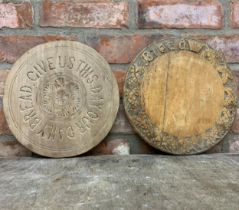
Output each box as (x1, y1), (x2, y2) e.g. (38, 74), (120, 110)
(3, 41), (119, 157)
(124, 38), (237, 154)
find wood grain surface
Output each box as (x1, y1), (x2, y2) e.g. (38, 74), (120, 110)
(3, 41), (119, 157)
(124, 38), (237, 154)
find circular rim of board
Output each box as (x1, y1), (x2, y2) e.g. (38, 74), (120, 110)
(3, 41), (119, 157)
(123, 38), (237, 155)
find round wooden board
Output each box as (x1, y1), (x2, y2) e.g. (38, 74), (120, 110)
(124, 38), (237, 154)
(3, 41), (119, 157)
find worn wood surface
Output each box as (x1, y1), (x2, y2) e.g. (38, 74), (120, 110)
(3, 41), (119, 157)
(124, 39), (237, 154)
(0, 155), (239, 210)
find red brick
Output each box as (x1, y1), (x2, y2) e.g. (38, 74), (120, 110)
(205, 141), (223, 154)
(108, 140), (130, 155)
(208, 36), (239, 63)
(0, 107), (11, 135)
(113, 70), (126, 98)
(40, 0), (128, 28)
(0, 2), (33, 28)
(88, 137), (158, 155)
(0, 35), (75, 64)
(0, 70), (15, 135)
(138, 0), (223, 29)
(227, 72), (238, 134)
(87, 34), (239, 64)
(0, 139), (32, 157)
(193, 35), (239, 63)
(231, 109), (239, 134)
(88, 139), (130, 155)
(0, 70), (8, 96)
(229, 140), (239, 153)
(233, 71), (239, 98)
(231, 1), (239, 28)
(110, 103), (135, 134)
(86, 34), (165, 64)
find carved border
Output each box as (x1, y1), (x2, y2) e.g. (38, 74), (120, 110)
(4, 41), (119, 157)
(124, 38), (237, 154)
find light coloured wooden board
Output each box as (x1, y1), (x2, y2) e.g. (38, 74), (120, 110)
(124, 38), (237, 154)
(3, 41), (119, 157)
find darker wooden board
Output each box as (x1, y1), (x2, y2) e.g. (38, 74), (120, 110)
(124, 38), (237, 154)
(3, 41), (119, 157)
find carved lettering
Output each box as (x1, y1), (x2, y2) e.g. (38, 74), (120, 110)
(27, 71), (38, 81)
(158, 43), (167, 53)
(20, 86), (32, 93)
(78, 64), (93, 78)
(165, 41), (176, 50)
(59, 56), (67, 68)
(87, 111), (99, 119)
(23, 108), (41, 130)
(47, 57), (56, 70)
(87, 74), (98, 84)
(178, 39), (189, 50)
(19, 85), (32, 101)
(37, 123), (75, 141)
(90, 85), (103, 93)
(27, 60), (48, 81)
(68, 56), (75, 69)
(58, 56), (76, 69)
(75, 110), (99, 133)
(67, 126), (75, 138)
(141, 50), (154, 63)
(20, 102), (33, 111)
(6, 41), (118, 157)
(124, 38), (237, 155)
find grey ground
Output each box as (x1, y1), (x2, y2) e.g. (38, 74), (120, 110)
(0, 154), (239, 210)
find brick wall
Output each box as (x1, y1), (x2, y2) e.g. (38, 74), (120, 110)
(0, 0), (238, 156)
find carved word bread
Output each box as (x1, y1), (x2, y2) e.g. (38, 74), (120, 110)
(4, 41), (119, 157)
(124, 38), (237, 154)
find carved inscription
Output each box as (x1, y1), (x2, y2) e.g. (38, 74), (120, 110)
(4, 41), (119, 157)
(40, 74), (82, 118)
(124, 38), (237, 155)
(18, 54), (106, 142)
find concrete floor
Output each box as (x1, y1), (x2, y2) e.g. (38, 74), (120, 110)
(0, 154), (239, 210)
